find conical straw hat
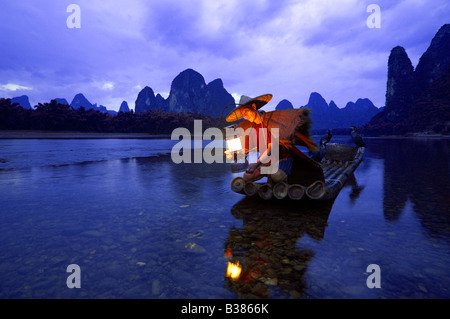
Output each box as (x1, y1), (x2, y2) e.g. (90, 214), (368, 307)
(225, 94), (272, 122)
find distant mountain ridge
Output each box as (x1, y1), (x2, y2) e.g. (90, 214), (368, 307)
(11, 95), (32, 109)
(55, 98), (69, 105)
(119, 101), (130, 113)
(6, 27), (449, 136)
(8, 68), (381, 130)
(363, 24), (450, 135)
(134, 68), (379, 128)
(299, 92), (380, 130)
(70, 93), (117, 115)
(9, 93), (119, 115)
(275, 99), (294, 110)
(135, 68), (235, 117)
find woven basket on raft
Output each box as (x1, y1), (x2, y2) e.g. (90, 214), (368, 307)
(324, 143), (358, 162)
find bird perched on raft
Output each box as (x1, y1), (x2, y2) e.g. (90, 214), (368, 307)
(320, 130), (332, 146)
(350, 126), (366, 148)
(310, 129), (332, 162)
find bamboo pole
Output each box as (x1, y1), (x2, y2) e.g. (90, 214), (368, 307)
(323, 148), (366, 200)
(273, 182), (289, 199)
(320, 163), (333, 174)
(244, 182), (261, 196)
(231, 177), (245, 194)
(325, 164), (347, 181)
(306, 180), (326, 199)
(323, 168), (354, 200)
(322, 162), (344, 176)
(322, 179), (343, 200)
(322, 164), (339, 177)
(258, 183), (273, 200)
(287, 184), (305, 200)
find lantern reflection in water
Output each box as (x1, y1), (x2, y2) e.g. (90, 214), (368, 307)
(226, 261), (242, 281)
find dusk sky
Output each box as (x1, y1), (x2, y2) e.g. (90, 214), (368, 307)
(1, 0), (449, 112)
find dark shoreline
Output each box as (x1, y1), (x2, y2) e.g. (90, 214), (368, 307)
(0, 130), (448, 140)
(0, 130), (171, 139)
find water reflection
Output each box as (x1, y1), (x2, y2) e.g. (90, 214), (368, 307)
(345, 173), (365, 204)
(370, 138), (450, 241)
(133, 155), (233, 200)
(224, 197), (335, 298)
(1, 138), (449, 298)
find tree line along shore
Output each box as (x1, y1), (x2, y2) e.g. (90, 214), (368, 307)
(0, 98), (226, 135)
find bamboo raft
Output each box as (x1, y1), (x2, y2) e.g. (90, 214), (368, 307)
(230, 143), (366, 201)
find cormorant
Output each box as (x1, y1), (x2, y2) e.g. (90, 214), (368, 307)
(350, 126), (366, 148)
(320, 130), (332, 146)
(310, 130), (331, 162)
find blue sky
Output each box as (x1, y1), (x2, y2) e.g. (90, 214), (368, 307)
(0, 0), (448, 111)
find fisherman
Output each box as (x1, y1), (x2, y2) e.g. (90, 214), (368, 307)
(225, 94), (285, 182)
(225, 94), (320, 185)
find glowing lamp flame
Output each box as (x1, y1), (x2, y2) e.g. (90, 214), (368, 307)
(226, 261), (242, 281)
(226, 137), (242, 153)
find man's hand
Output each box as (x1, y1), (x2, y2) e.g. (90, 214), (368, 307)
(246, 162), (261, 174)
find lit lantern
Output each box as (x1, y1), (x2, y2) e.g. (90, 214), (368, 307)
(224, 124), (243, 153)
(224, 124), (244, 157)
(226, 136), (243, 153)
(226, 261), (242, 281)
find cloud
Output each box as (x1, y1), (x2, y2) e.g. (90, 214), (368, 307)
(101, 82), (115, 91)
(0, 0), (449, 111)
(140, 0), (296, 59)
(0, 83), (33, 92)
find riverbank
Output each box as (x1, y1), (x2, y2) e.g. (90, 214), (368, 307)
(1, 130), (448, 140)
(365, 134), (449, 139)
(0, 130), (171, 139)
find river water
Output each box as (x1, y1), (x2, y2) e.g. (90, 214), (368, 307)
(0, 136), (448, 298)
